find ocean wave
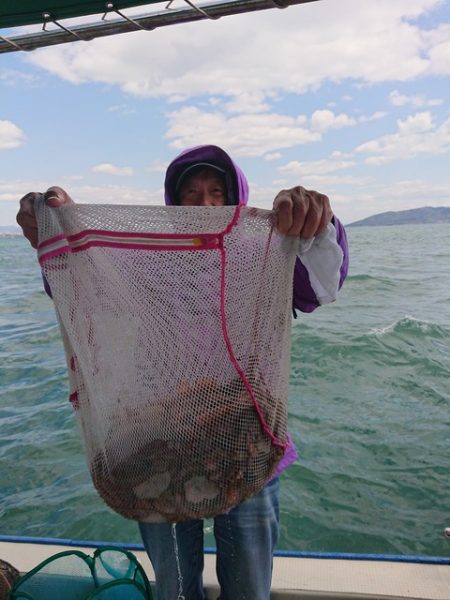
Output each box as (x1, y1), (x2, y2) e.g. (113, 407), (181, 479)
(346, 273), (397, 289)
(368, 315), (449, 338)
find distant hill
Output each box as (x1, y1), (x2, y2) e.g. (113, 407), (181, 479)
(0, 225), (21, 236)
(348, 206), (450, 227)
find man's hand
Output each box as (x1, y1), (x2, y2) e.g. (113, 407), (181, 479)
(273, 186), (332, 238)
(17, 186), (74, 249)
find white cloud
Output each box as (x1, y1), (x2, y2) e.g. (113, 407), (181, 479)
(310, 110), (357, 132)
(330, 150), (354, 159)
(0, 178), (163, 211)
(165, 106), (320, 157)
(296, 174), (373, 189)
(146, 160), (168, 173)
(343, 179), (450, 223)
(279, 157), (356, 176)
(0, 69), (39, 87)
(168, 94), (190, 104)
(398, 111), (434, 134)
(245, 182), (285, 210)
(25, 0), (445, 100)
(423, 23), (450, 75)
(91, 163), (134, 176)
(277, 154), (370, 191)
(389, 89), (443, 107)
(70, 183), (164, 204)
(312, 110), (388, 130)
(312, 179), (450, 225)
(356, 111), (450, 164)
(0, 121), (25, 149)
(358, 111), (388, 123)
(378, 179), (450, 201)
(0, 192), (22, 203)
(246, 178), (370, 215)
(108, 104), (136, 115)
(0, 179), (53, 227)
(224, 92), (270, 114)
(165, 104), (372, 158)
(3, 173), (450, 229)
(0, 179), (54, 204)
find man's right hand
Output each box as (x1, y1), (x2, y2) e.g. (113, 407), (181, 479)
(17, 186), (74, 249)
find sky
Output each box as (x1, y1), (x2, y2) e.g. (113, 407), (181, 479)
(1, 0), (449, 227)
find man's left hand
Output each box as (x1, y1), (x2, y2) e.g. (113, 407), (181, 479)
(273, 186), (333, 238)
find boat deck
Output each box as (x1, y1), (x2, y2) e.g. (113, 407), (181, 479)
(1, 540), (449, 599)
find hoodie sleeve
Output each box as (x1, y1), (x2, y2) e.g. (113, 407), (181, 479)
(292, 216), (349, 316)
(43, 273), (52, 298)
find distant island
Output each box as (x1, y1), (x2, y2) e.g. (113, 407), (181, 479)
(348, 206), (450, 227)
(0, 225), (21, 236)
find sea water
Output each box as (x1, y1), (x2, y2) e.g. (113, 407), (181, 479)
(0, 224), (449, 557)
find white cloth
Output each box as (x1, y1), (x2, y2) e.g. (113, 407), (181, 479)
(297, 222), (343, 305)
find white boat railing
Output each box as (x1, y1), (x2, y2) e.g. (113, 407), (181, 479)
(1, 535), (449, 600)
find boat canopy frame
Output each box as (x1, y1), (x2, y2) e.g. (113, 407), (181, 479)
(0, 0), (320, 54)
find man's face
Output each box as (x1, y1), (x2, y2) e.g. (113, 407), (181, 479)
(177, 168), (227, 207)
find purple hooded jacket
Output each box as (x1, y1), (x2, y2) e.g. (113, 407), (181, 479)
(164, 144), (349, 476)
(164, 144), (349, 316)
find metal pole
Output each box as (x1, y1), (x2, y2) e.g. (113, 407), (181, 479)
(0, 0), (320, 54)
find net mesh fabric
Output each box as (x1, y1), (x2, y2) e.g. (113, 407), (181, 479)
(8, 548), (152, 599)
(36, 202), (297, 522)
(10, 553), (94, 600)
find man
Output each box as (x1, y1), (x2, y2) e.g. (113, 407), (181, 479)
(17, 144), (348, 600)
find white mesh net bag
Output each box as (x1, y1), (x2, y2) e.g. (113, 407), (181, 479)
(35, 199), (298, 522)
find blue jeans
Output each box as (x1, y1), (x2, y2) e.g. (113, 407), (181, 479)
(138, 477), (280, 600)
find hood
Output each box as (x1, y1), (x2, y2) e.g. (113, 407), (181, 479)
(164, 145), (249, 206)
